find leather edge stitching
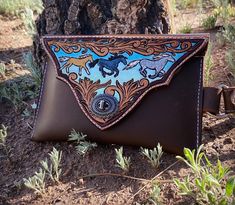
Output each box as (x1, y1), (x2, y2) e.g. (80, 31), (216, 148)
(196, 58), (203, 148)
(31, 62), (48, 139)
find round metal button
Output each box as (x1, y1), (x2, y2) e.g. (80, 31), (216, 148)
(90, 94), (118, 118)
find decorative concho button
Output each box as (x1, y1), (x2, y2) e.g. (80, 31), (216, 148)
(90, 94), (118, 118)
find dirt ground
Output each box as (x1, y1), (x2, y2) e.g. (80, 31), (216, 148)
(0, 6), (235, 205)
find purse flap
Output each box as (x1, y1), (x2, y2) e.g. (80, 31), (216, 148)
(42, 34), (209, 130)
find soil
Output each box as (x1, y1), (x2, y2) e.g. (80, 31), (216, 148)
(0, 6), (235, 205)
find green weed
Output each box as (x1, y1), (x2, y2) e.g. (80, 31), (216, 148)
(149, 182), (162, 205)
(0, 124), (7, 147)
(140, 143), (163, 168)
(174, 145), (235, 205)
(204, 43), (214, 86)
(115, 146), (131, 173)
(176, 0), (200, 9)
(68, 129), (97, 156)
(40, 147), (62, 183)
(226, 49), (235, 76)
(0, 80), (27, 111)
(222, 24), (235, 46)
(21, 8), (37, 36)
(0, 0), (43, 16)
(0, 124), (12, 160)
(0, 63), (6, 78)
(23, 52), (41, 97)
(23, 147), (62, 195)
(23, 168), (46, 195)
(0, 53), (41, 112)
(211, 0), (235, 24)
(202, 15), (217, 30)
(178, 23), (193, 34)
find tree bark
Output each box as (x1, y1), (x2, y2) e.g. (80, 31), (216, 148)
(34, 0), (172, 64)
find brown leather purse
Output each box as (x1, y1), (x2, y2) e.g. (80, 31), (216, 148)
(32, 34), (211, 154)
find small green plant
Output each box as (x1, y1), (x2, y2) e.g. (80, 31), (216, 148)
(0, 0), (43, 16)
(23, 147), (62, 195)
(40, 147), (62, 183)
(176, 0), (200, 9)
(216, 31), (226, 47)
(202, 15), (217, 30)
(178, 23), (193, 34)
(174, 145), (235, 205)
(0, 81), (27, 111)
(0, 124), (7, 147)
(204, 43), (214, 86)
(23, 52), (41, 97)
(21, 8), (37, 36)
(226, 49), (235, 76)
(0, 124), (11, 160)
(149, 181), (162, 205)
(140, 143), (163, 168)
(115, 146), (130, 173)
(0, 64), (40, 112)
(68, 129), (97, 156)
(23, 168), (46, 195)
(222, 24), (235, 46)
(0, 63), (6, 78)
(212, 0), (235, 22)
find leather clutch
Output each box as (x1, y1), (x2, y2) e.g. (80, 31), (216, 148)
(32, 34), (209, 154)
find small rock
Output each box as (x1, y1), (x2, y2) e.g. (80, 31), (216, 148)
(223, 138), (233, 145)
(86, 191), (92, 197)
(78, 178), (85, 185)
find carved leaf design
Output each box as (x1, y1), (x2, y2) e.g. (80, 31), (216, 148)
(47, 38), (194, 56)
(105, 79), (149, 110)
(68, 73), (111, 105)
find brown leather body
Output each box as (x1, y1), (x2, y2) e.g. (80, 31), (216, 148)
(203, 87), (221, 114)
(32, 55), (203, 155)
(223, 87), (235, 113)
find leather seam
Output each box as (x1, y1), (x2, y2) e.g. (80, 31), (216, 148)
(196, 58), (203, 148)
(31, 63), (47, 139)
(42, 34), (210, 40)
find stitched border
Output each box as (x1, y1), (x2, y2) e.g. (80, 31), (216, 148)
(31, 62), (47, 139)
(41, 34), (209, 130)
(196, 58), (203, 148)
(42, 33), (210, 40)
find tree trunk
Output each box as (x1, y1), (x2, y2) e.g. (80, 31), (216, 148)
(34, 0), (172, 65)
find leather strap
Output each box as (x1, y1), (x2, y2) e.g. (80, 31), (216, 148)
(203, 86), (235, 114)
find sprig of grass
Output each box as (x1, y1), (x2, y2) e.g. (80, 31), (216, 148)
(149, 182), (162, 205)
(0, 124), (12, 160)
(68, 129), (97, 156)
(0, 63), (6, 78)
(176, 0), (200, 9)
(0, 0), (43, 16)
(178, 23), (193, 34)
(204, 43), (214, 86)
(202, 15), (217, 30)
(0, 81), (27, 111)
(24, 147), (62, 195)
(226, 49), (235, 76)
(174, 144), (235, 204)
(140, 143), (163, 168)
(48, 147), (62, 182)
(40, 147), (62, 183)
(0, 124), (7, 147)
(23, 168), (46, 195)
(23, 52), (41, 98)
(21, 8), (37, 36)
(115, 147), (130, 173)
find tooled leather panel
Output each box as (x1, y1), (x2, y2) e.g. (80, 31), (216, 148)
(42, 34), (209, 130)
